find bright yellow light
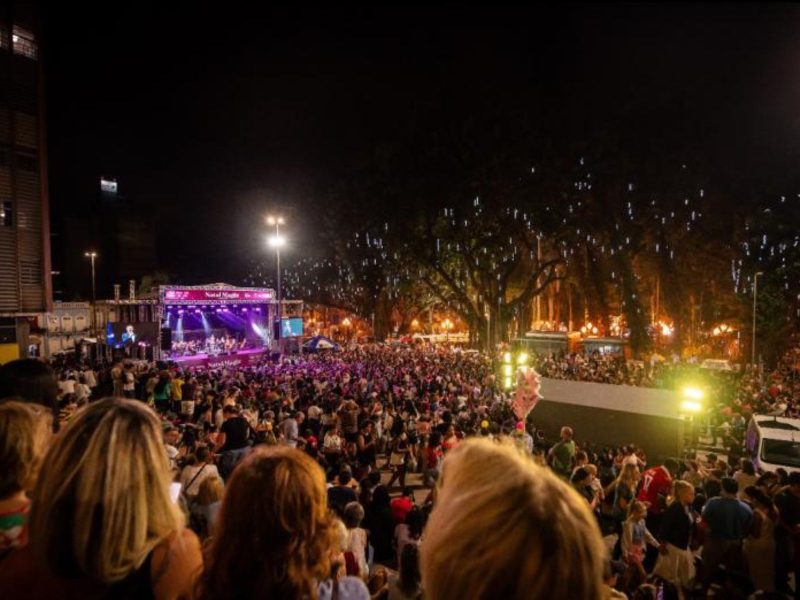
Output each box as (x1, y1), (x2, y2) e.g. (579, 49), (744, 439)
(712, 327), (721, 336)
(342, 318), (351, 327)
(267, 235), (286, 247)
(503, 377), (513, 390)
(682, 387), (704, 400)
(503, 364), (513, 376)
(681, 400), (702, 413)
(411, 319), (419, 328)
(517, 352), (528, 365)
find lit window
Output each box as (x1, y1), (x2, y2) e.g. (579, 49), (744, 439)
(0, 201), (11, 226)
(12, 26), (36, 60)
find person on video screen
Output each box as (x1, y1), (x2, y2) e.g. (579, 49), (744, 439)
(121, 324), (137, 345)
(282, 320), (293, 338)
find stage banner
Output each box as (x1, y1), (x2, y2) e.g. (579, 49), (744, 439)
(163, 288), (274, 303)
(171, 349), (268, 370)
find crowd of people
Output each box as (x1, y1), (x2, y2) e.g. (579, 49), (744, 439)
(1, 341), (800, 598)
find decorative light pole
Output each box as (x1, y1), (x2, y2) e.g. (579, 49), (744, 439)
(267, 216), (286, 353)
(84, 251), (98, 331)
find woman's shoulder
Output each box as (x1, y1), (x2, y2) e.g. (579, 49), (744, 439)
(318, 576), (370, 600)
(150, 529), (203, 599)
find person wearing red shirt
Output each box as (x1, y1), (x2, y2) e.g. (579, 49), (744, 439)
(637, 458), (680, 568)
(390, 487), (415, 525)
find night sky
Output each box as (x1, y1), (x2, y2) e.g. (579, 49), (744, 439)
(42, 3), (800, 289)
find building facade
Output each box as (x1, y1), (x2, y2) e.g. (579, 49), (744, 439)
(0, 1), (51, 362)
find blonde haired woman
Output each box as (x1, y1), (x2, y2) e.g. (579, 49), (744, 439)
(421, 437), (606, 600)
(0, 397), (202, 599)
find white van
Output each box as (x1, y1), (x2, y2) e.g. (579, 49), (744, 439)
(746, 415), (800, 473)
(700, 359), (735, 372)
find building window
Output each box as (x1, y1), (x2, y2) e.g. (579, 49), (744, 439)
(20, 260), (41, 284)
(0, 201), (11, 226)
(15, 152), (37, 171)
(12, 26), (37, 60)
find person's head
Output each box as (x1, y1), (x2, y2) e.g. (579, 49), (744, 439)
(200, 446), (336, 599)
(603, 557), (626, 587)
(163, 426), (180, 447)
(617, 462), (640, 486)
(788, 471), (800, 495)
(402, 485), (415, 499)
(571, 467), (590, 486)
(196, 446), (211, 464)
(721, 477), (739, 497)
(628, 500), (647, 520)
(367, 470), (382, 488)
(560, 426), (573, 442)
(222, 405), (238, 420)
(744, 485), (774, 512)
(0, 359), (59, 429)
(575, 451), (588, 466)
(421, 437), (604, 600)
(338, 470), (352, 487)
(664, 458), (680, 477)
(29, 398), (184, 582)
(343, 501), (365, 529)
(673, 480), (695, 507)
(196, 476), (225, 507)
(0, 401), (52, 499)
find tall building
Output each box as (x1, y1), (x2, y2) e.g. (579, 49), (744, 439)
(0, 1), (51, 362)
(50, 177), (159, 303)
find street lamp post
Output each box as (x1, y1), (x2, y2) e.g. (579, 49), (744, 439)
(267, 216), (286, 354)
(84, 251), (98, 331)
(752, 271), (763, 369)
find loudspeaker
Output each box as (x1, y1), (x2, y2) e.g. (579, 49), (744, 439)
(160, 328), (172, 350)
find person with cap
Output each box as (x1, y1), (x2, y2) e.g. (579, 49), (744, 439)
(700, 477), (753, 585)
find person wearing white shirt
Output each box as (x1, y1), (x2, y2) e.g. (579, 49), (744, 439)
(180, 447), (220, 498)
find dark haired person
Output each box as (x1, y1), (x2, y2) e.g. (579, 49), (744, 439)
(774, 471), (800, 596)
(0, 359), (59, 431)
(700, 477), (752, 585)
(328, 469), (358, 518)
(214, 405), (251, 479)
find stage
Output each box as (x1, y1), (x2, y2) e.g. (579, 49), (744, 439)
(169, 347), (269, 370)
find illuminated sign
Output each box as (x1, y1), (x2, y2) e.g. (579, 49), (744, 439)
(100, 178), (118, 193)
